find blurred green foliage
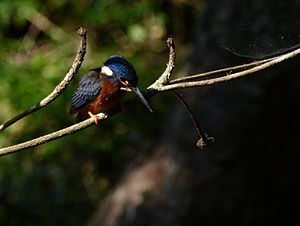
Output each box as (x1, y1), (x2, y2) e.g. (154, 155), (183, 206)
(0, 0), (203, 225)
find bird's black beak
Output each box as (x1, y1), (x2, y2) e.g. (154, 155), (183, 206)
(121, 85), (153, 112)
(118, 76), (153, 112)
(130, 87), (153, 112)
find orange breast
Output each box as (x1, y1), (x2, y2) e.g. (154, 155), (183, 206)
(76, 78), (125, 121)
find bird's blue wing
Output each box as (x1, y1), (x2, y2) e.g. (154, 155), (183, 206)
(70, 68), (102, 112)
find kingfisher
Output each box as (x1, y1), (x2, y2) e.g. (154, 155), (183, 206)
(69, 55), (153, 123)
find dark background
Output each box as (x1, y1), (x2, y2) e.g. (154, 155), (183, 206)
(0, 0), (299, 225)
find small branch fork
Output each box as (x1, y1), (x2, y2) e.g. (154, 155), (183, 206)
(1, 29), (300, 157)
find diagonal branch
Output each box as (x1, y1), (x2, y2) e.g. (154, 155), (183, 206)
(0, 113), (106, 157)
(0, 27), (87, 132)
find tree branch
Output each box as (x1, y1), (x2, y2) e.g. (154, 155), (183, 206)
(0, 27), (87, 132)
(148, 37), (176, 89)
(0, 113), (107, 157)
(154, 47), (300, 92)
(0, 30), (300, 157)
(169, 57), (276, 84)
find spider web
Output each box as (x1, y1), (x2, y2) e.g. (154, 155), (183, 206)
(218, 0), (300, 59)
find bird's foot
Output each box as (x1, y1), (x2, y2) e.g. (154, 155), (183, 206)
(88, 112), (107, 125)
(88, 112), (99, 124)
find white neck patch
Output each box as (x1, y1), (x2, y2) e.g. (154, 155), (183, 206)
(101, 66), (113, 76)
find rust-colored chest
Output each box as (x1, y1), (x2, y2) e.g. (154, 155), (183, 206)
(77, 78), (125, 121)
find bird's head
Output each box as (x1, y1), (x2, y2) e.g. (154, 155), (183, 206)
(104, 55), (138, 87)
(103, 55), (153, 112)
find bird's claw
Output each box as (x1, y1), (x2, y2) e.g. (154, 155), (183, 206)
(88, 112), (107, 125)
(88, 112), (99, 125)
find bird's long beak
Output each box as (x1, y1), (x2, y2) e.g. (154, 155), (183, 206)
(119, 78), (153, 112)
(128, 87), (153, 112)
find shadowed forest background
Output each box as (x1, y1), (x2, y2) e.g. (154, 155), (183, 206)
(0, 0), (299, 226)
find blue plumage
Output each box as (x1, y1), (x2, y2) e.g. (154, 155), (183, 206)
(70, 68), (102, 111)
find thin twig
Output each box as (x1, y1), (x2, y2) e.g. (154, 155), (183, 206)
(172, 91), (213, 148)
(0, 27), (87, 132)
(169, 57), (275, 84)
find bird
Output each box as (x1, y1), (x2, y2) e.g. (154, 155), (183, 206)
(69, 55), (153, 123)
